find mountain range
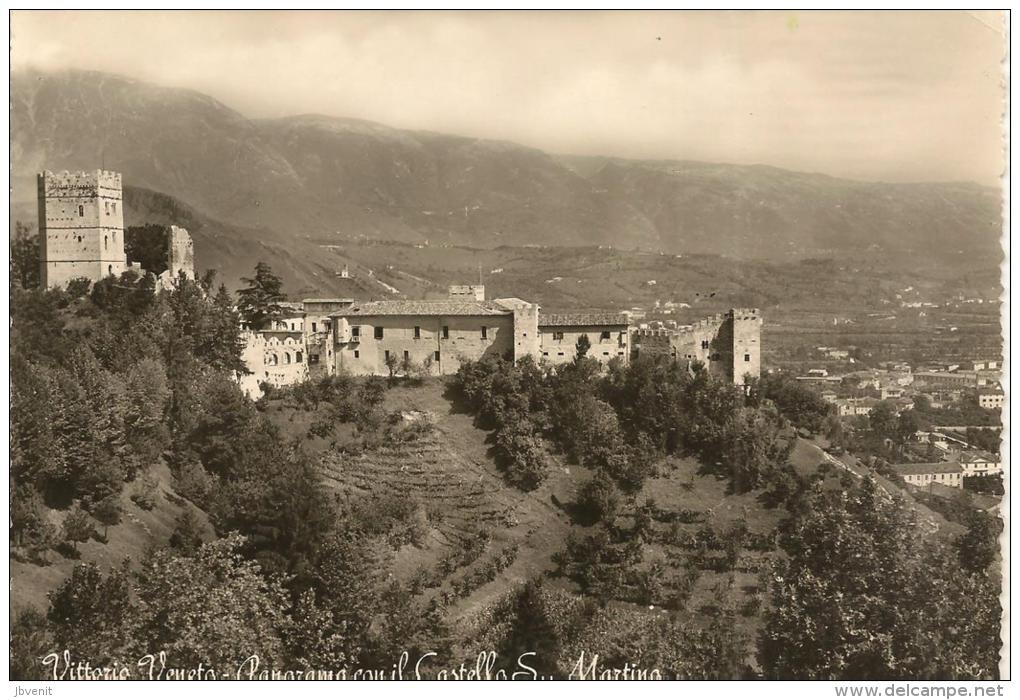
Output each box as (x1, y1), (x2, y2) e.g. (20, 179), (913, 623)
(11, 69), (1003, 287)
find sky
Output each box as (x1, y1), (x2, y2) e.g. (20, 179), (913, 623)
(10, 10), (1008, 185)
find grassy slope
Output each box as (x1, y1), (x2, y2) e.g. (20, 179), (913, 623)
(9, 462), (215, 615)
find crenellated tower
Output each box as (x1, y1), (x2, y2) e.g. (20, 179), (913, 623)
(38, 169), (127, 289)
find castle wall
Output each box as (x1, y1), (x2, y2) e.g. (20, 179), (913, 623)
(538, 325), (629, 365)
(335, 314), (514, 376)
(630, 309), (761, 385)
(39, 170), (127, 288)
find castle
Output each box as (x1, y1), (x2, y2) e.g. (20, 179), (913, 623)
(238, 286), (762, 396)
(37, 170), (194, 288)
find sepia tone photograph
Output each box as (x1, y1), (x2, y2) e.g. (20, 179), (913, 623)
(7, 9), (1009, 684)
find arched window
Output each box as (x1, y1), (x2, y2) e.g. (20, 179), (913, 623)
(283, 352), (291, 365)
(296, 352), (303, 363)
(105, 235), (108, 250)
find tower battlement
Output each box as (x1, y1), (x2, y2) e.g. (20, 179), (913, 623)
(39, 170), (123, 197)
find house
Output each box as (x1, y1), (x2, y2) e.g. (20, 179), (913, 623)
(892, 462), (964, 489)
(956, 450), (1002, 477)
(978, 389), (1005, 410)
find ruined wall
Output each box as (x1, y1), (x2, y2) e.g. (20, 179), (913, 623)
(39, 170), (127, 288)
(335, 314), (514, 376)
(167, 226), (195, 279)
(238, 330), (308, 396)
(630, 309), (762, 385)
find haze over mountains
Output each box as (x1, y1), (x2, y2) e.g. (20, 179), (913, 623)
(11, 69), (1002, 270)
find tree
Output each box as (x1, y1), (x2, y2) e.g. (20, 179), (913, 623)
(132, 534), (291, 670)
(91, 493), (123, 538)
(574, 333), (592, 360)
(575, 471), (620, 525)
(11, 222), (40, 289)
(168, 507), (206, 556)
(956, 510), (1001, 575)
(61, 504), (93, 554)
(236, 262), (286, 330)
(760, 478), (1001, 679)
(47, 562), (134, 663)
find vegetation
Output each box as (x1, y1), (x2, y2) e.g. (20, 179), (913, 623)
(8, 259), (1001, 681)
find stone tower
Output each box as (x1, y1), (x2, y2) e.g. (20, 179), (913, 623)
(167, 225), (195, 280)
(728, 308), (762, 385)
(38, 170), (128, 289)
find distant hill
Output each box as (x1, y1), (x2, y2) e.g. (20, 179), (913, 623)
(11, 68), (1003, 266)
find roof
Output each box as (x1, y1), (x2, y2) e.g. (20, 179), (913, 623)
(303, 298), (354, 304)
(892, 462), (963, 476)
(332, 300), (511, 317)
(957, 450), (999, 463)
(539, 312), (630, 327)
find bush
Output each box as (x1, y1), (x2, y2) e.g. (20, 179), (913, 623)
(130, 472), (160, 510)
(574, 471), (620, 525)
(494, 418), (548, 491)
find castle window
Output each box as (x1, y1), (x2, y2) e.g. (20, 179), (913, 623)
(384, 350), (390, 361)
(354, 350), (360, 359)
(557, 352), (565, 356)
(701, 340), (709, 349)
(105, 235), (109, 250)
(553, 331), (564, 341)
(434, 350), (441, 362)
(481, 326), (487, 339)
(744, 353), (751, 362)
(105, 201), (109, 215)
(600, 331), (611, 340)
(112, 203), (116, 214)
(351, 326), (360, 338)
(374, 327), (384, 340)
(312, 322), (317, 333)
(296, 352), (303, 363)
(404, 350), (409, 361)
(603, 351), (610, 356)
(78, 205), (84, 217)
(283, 352), (291, 364)
(414, 326), (421, 339)
(442, 326), (449, 339)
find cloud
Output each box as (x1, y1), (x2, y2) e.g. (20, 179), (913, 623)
(10, 10), (1006, 184)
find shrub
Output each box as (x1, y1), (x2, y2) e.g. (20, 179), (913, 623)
(574, 471), (620, 525)
(129, 472), (160, 510)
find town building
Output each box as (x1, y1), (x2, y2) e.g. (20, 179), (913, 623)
(978, 388), (1005, 410)
(956, 450), (1002, 477)
(892, 462), (964, 489)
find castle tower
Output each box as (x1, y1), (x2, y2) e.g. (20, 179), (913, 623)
(38, 170), (128, 289)
(167, 225), (195, 280)
(729, 308), (762, 385)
